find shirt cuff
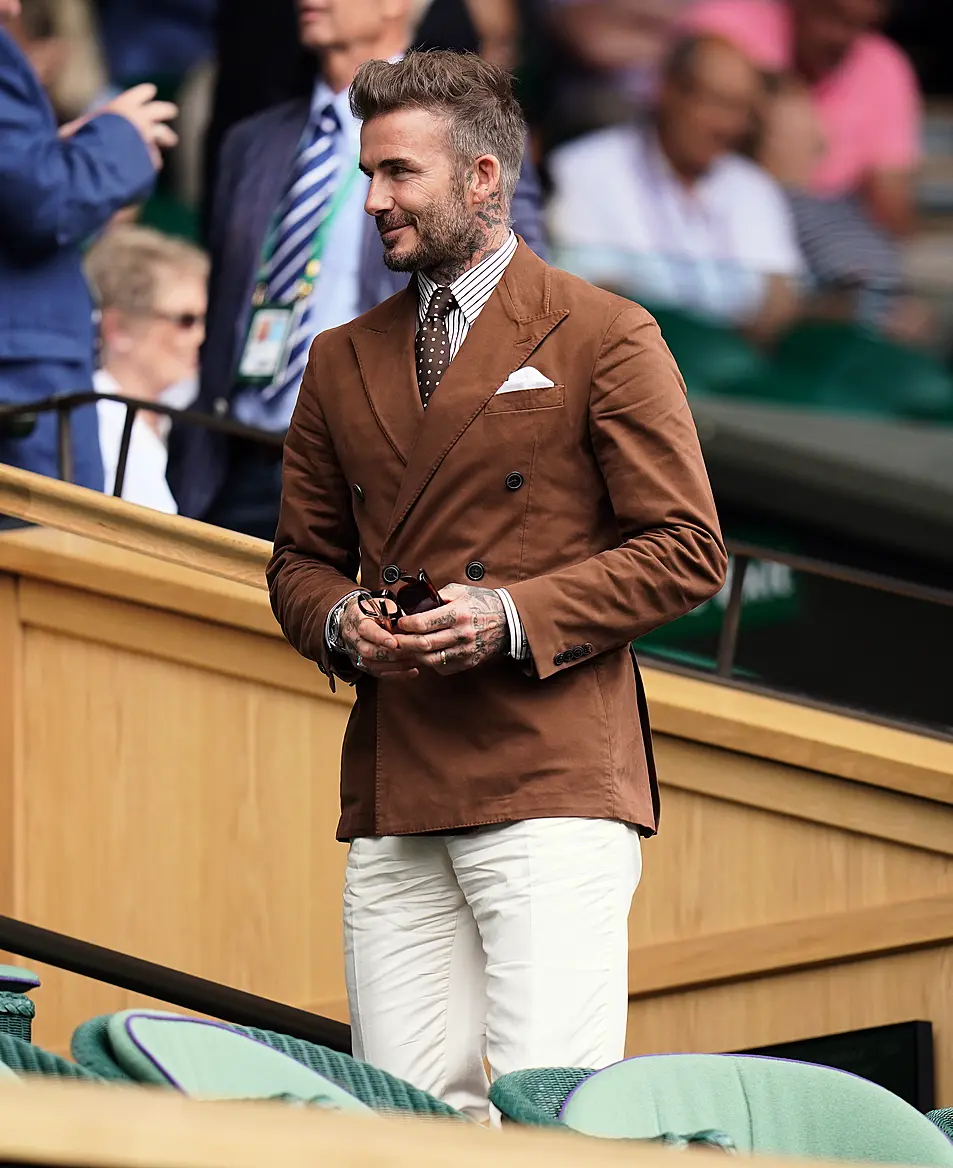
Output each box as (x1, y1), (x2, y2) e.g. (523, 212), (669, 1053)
(496, 588), (529, 661)
(324, 589), (369, 653)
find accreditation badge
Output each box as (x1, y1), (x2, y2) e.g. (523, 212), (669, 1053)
(237, 305), (295, 382)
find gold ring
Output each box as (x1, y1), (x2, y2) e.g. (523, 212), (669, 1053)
(440, 650), (447, 667)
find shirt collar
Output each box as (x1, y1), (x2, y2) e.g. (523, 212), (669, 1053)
(417, 231), (518, 326)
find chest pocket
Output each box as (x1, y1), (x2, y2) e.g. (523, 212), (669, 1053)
(484, 385), (565, 414)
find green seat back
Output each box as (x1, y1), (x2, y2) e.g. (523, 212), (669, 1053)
(646, 306), (769, 398)
(73, 1013), (467, 1119)
(0, 967), (39, 1043)
(558, 1055), (953, 1164)
(771, 322), (953, 421)
(105, 1010), (375, 1114)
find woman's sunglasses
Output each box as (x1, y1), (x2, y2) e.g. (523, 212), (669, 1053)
(358, 569), (443, 634)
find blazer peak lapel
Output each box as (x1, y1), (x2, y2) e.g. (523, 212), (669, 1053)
(350, 285), (422, 465)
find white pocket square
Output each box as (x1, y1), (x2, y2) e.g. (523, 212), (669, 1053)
(494, 367), (556, 394)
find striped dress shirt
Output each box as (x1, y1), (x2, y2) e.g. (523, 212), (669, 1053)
(327, 231), (529, 663)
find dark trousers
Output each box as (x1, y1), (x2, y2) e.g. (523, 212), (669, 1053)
(203, 437), (283, 543)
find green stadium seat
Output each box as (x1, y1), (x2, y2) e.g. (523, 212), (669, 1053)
(645, 306), (770, 399)
(72, 1010), (468, 1120)
(491, 1055), (953, 1164)
(770, 321), (953, 422)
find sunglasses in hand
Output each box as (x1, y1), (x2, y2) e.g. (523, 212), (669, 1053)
(358, 569), (444, 635)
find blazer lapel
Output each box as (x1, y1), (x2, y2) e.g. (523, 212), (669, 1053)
(350, 284), (422, 466)
(384, 242), (567, 544)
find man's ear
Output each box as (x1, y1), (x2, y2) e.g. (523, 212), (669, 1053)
(469, 153), (503, 204)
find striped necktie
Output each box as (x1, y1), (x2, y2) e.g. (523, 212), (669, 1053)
(261, 102), (341, 405)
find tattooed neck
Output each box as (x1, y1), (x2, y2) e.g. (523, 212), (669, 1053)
(425, 189), (510, 286)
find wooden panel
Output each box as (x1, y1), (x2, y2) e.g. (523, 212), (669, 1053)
(626, 945), (953, 1106)
(0, 1079), (769, 1168)
(0, 527), (279, 637)
(630, 784), (953, 945)
(645, 667), (953, 806)
(629, 893), (953, 997)
(0, 577), (20, 913)
(0, 463), (269, 588)
(656, 735), (953, 857)
(19, 625), (351, 1053)
(18, 578), (337, 703)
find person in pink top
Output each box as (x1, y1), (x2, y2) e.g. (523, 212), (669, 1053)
(682, 0), (921, 239)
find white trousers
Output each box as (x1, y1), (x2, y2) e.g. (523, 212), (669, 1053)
(343, 818), (642, 1122)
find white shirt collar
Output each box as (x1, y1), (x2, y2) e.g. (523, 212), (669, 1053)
(310, 79), (361, 150)
(417, 231), (518, 327)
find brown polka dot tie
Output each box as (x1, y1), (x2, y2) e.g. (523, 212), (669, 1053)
(416, 287), (456, 407)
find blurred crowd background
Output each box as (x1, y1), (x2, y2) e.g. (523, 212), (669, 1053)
(2, 0), (953, 725)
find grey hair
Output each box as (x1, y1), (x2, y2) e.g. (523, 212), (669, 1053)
(350, 50), (526, 208)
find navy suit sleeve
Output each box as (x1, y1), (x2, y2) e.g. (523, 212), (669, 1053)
(0, 34), (155, 258)
(511, 139), (547, 262)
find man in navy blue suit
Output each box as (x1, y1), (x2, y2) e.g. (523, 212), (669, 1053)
(167, 0), (547, 541)
(0, 0), (178, 491)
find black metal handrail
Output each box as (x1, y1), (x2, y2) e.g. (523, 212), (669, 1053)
(0, 914), (351, 1053)
(0, 390), (282, 494)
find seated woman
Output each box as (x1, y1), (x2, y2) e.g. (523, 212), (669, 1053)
(546, 34), (805, 345)
(84, 226), (208, 514)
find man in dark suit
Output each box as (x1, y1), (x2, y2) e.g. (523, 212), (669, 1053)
(0, 0), (177, 490)
(167, 0), (545, 540)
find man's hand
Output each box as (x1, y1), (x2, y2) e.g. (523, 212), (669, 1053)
(102, 84), (179, 169)
(337, 595), (419, 681)
(395, 584), (507, 675)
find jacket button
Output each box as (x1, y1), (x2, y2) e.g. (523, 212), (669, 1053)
(554, 652), (565, 666)
(352, 484), (365, 503)
(505, 472), (524, 491)
(382, 564), (401, 586)
(213, 397), (229, 417)
(583, 643), (594, 655)
(571, 646), (585, 660)
(466, 561), (485, 582)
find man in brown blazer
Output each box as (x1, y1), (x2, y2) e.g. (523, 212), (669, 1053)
(268, 50), (727, 1121)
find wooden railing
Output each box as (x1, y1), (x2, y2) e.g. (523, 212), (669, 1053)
(0, 463), (269, 590)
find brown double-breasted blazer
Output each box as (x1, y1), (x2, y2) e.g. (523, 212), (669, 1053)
(267, 241), (728, 840)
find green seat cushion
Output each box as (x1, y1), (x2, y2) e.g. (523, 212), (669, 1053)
(0, 967), (39, 993)
(106, 1011), (375, 1115)
(559, 1055), (953, 1164)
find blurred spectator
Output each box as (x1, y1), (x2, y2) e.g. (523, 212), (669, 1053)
(94, 0), (218, 90)
(548, 35), (803, 343)
(85, 225), (207, 512)
(8, 0), (108, 121)
(533, 0), (689, 149)
(0, 0), (176, 491)
(683, 0), (923, 333)
(169, 0), (546, 540)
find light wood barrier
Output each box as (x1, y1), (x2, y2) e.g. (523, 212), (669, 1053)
(0, 1078), (788, 1168)
(0, 466), (952, 1104)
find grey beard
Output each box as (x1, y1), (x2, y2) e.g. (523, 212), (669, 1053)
(382, 216), (483, 275)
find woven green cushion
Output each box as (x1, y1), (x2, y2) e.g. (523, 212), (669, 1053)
(557, 1055), (953, 1164)
(73, 1013), (466, 1119)
(105, 1011), (374, 1114)
(929, 1111), (953, 1141)
(0, 1032), (97, 1080)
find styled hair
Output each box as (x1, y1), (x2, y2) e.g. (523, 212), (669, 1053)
(350, 50), (526, 207)
(84, 225), (209, 315)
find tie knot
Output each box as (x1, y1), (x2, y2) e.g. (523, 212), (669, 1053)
(316, 102), (340, 137)
(426, 287), (456, 321)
